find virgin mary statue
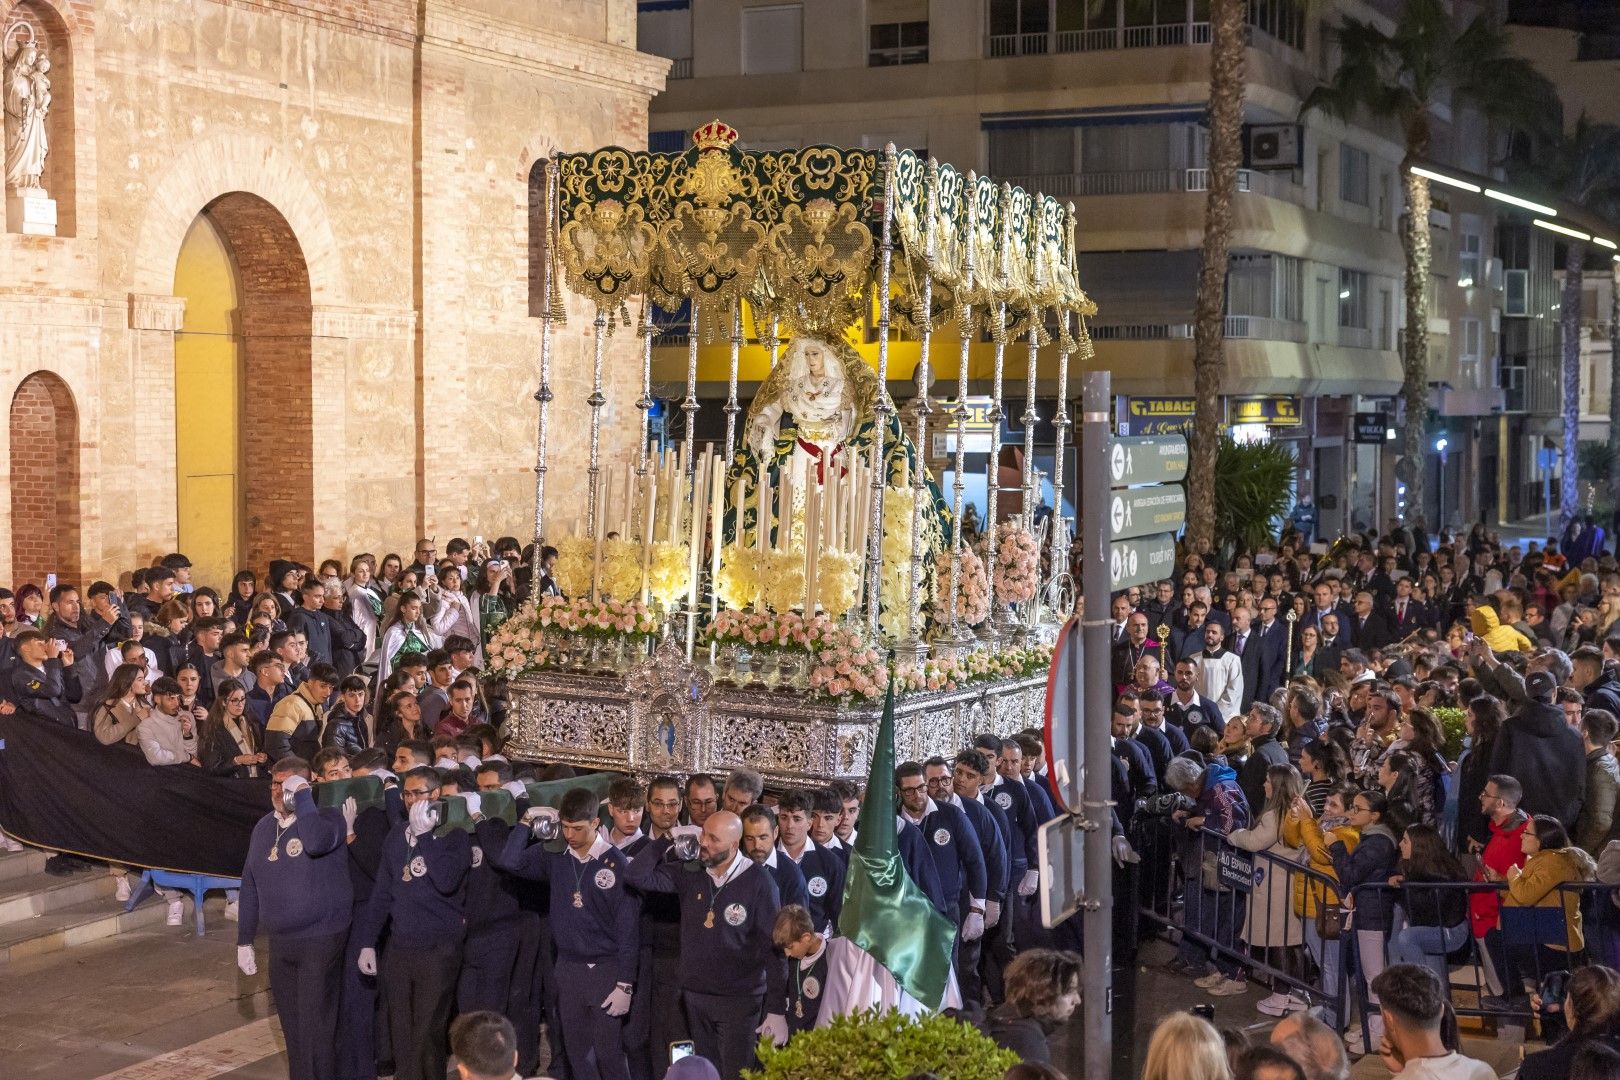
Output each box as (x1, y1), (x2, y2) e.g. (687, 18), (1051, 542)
(4, 36), (49, 194)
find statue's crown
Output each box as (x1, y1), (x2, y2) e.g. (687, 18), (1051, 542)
(692, 120), (739, 154)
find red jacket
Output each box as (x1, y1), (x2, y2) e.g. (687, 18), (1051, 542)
(1470, 811), (1529, 937)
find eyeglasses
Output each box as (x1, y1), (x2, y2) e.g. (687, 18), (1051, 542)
(402, 787), (435, 801)
(898, 783), (926, 794)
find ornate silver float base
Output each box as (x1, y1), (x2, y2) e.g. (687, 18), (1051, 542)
(503, 638), (1049, 785)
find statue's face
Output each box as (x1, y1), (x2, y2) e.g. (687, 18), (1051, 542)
(804, 344), (827, 380)
(785, 339), (845, 425)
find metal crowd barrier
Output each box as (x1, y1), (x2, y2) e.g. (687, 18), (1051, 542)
(1131, 823), (1620, 1041)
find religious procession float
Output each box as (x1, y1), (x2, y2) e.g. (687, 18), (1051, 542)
(491, 121), (1097, 784)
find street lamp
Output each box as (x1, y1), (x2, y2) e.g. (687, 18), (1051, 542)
(1434, 436), (1449, 533)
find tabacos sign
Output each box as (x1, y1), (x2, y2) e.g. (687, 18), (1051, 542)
(1118, 397), (1195, 436)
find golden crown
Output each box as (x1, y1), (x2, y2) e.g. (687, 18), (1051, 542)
(692, 120), (739, 154)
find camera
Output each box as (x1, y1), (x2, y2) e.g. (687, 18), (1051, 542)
(1141, 791), (1195, 818)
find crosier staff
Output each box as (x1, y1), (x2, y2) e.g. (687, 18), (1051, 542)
(1284, 608), (1297, 675)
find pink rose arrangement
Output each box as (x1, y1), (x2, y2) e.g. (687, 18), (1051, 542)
(930, 547), (990, 627)
(982, 522), (1039, 606)
(484, 595), (659, 677)
(706, 609), (887, 702)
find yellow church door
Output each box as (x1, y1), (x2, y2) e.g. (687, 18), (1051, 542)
(173, 212), (242, 589)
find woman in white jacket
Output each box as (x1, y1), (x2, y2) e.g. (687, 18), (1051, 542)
(426, 564), (483, 666)
(373, 590), (443, 688)
(345, 554), (385, 657)
(1225, 762), (1306, 1015)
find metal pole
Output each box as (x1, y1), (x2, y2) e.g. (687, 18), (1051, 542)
(865, 145), (898, 640)
(1080, 369), (1114, 1080)
(530, 158), (559, 605)
(906, 159), (939, 653)
(1047, 204), (1076, 615)
(985, 184), (1014, 636)
(946, 173), (978, 649)
(683, 299), (701, 655)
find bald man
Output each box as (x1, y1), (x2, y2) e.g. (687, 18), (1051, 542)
(626, 809), (788, 1079)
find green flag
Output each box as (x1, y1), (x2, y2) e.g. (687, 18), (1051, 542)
(836, 676), (957, 1009)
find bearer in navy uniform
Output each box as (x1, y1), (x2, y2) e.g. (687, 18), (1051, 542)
(355, 766), (472, 1080)
(456, 791), (528, 1024)
(896, 760), (987, 936)
(740, 804), (808, 913)
(773, 790), (846, 934)
(774, 905), (829, 1036)
(498, 787), (641, 1080)
(632, 775), (687, 1080)
(626, 810), (788, 1080)
(338, 751), (395, 1080)
(236, 756), (353, 1080)
(807, 787), (851, 867)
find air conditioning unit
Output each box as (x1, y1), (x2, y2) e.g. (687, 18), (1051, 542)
(1246, 124), (1302, 170)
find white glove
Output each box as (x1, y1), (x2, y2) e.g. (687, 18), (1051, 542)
(756, 1012), (790, 1048)
(459, 793), (483, 820)
(236, 945), (257, 976)
(962, 911), (985, 941)
(280, 774), (309, 810)
(985, 899), (1002, 928)
(503, 780), (528, 800)
(601, 984), (633, 1017)
(407, 799), (437, 838)
(341, 796), (358, 835)
(1112, 835), (1140, 868)
(1017, 868), (1040, 897)
(433, 756), (457, 769)
(371, 767), (396, 786)
(357, 947), (377, 976)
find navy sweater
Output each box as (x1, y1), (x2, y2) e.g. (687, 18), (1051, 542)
(781, 842), (846, 934)
(237, 788), (352, 944)
(989, 777), (1038, 877)
(357, 821), (472, 949)
(766, 855), (809, 915)
(911, 800), (987, 917)
(466, 818), (524, 933)
(957, 795), (1009, 902)
(898, 818), (953, 918)
(497, 829), (640, 984)
(627, 838), (786, 1003)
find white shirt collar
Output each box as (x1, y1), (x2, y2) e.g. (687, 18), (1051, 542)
(779, 836), (816, 863)
(944, 791), (964, 810)
(707, 849), (747, 885)
(1174, 688), (1203, 706)
(568, 836), (613, 863)
(800, 938), (828, 968)
(901, 797), (940, 825)
(600, 825), (644, 850)
(762, 848), (779, 869)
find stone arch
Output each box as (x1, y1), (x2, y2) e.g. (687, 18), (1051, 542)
(2, 0), (79, 235)
(131, 133), (345, 303)
(9, 371), (78, 588)
(180, 192), (315, 572)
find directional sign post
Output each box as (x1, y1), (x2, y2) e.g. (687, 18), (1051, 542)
(1108, 533), (1178, 591)
(1109, 487), (1188, 540)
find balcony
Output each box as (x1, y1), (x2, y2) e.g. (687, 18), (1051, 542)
(999, 167), (1310, 208)
(1088, 316), (1307, 342)
(986, 19), (1298, 59)
(1337, 326), (1375, 350)
(668, 56), (692, 80)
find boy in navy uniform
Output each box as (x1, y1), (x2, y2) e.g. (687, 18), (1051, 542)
(773, 790), (846, 934)
(236, 756), (353, 1080)
(339, 752), (395, 1080)
(896, 760), (986, 936)
(807, 787), (850, 866)
(740, 804), (808, 913)
(355, 766), (472, 1080)
(497, 787), (641, 1080)
(774, 905), (828, 1035)
(626, 810), (788, 1080)
(964, 746), (1022, 1004)
(633, 775), (687, 1080)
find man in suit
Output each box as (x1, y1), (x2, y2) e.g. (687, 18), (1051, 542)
(1252, 597), (1288, 703)
(1170, 600), (1212, 665)
(1317, 612), (1346, 673)
(1302, 580), (1352, 641)
(1387, 577), (1422, 639)
(1110, 595), (1133, 645)
(1230, 607), (1263, 711)
(1349, 589), (1393, 650)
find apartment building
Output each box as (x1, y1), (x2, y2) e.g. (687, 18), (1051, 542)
(638, 0), (1515, 534)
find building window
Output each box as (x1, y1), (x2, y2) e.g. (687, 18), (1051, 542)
(1460, 317), (1482, 362)
(1338, 269), (1369, 329)
(1459, 232), (1482, 288)
(1339, 144), (1370, 207)
(742, 4), (803, 74)
(648, 130), (687, 154)
(870, 21), (928, 65)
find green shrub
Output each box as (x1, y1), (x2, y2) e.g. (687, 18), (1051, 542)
(745, 1008), (1022, 1080)
(1214, 436), (1297, 560)
(1431, 706), (1467, 761)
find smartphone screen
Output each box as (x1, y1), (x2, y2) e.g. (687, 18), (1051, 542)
(670, 1040), (695, 1063)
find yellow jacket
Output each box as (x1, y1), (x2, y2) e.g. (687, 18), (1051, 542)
(1284, 813), (1360, 917)
(1505, 846), (1597, 952)
(1470, 606), (1532, 654)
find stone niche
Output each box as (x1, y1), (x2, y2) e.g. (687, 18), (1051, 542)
(3, 0), (74, 236)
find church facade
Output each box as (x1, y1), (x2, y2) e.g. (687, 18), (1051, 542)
(0, 0), (662, 589)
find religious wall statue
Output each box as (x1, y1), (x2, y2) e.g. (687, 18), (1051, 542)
(4, 24), (50, 195)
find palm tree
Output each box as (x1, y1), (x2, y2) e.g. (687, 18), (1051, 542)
(1513, 117), (1620, 526)
(1304, 0), (1555, 532)
(1516, 119), (1620, 527)
(1185, 0), (1246, 555)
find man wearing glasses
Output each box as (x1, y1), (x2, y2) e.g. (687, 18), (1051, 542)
(354, 766), (472, 1080)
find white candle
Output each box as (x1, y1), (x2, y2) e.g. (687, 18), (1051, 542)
(777, 467), (793, 555)
(688, 451), (707, 617)
(591, 487), (606, 602)
(710, 456), (724, 613)
(804, 480), (819, 613)
(756, 462), (770, 556)
(641, 463), (657, 603)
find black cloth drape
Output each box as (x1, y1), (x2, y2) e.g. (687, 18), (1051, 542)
(0, 715), (267, 877)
